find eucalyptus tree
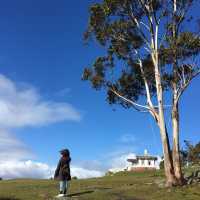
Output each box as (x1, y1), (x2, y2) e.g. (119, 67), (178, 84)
(83, 0), (200, 186)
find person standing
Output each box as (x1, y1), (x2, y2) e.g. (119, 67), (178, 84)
(54, 149), (71, 197)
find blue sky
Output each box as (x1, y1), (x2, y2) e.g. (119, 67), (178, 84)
(0, 0), (199, 179)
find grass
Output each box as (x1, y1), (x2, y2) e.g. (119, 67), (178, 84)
(0, 170), (199, 200)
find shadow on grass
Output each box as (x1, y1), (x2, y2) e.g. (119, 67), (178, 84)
(67, 190), (94, 197)
(0, 198), (21, 200)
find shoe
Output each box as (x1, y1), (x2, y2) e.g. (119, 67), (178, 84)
(56, 194), (65, 197)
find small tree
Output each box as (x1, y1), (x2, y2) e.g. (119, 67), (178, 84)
(184, 140), (200, 165)
(83, 0), (200, 186)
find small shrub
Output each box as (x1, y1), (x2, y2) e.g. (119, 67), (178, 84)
(159, 160), (164, 169)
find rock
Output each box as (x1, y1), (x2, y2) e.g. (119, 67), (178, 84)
(154, 179), (165, 188)
(187, 178), (193, 185)
(185, 169), (200, 185)
(193, 170), (200, 178)
(145, 182), (153, 185)
(184, 172), (192, 180)
(54, 196), (71, 199)
(197, 171), (200, 177)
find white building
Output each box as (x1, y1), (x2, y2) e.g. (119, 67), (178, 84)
(127, 150), (159, 171)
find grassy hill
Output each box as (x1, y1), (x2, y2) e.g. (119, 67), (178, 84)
(0, 170), (199, 200)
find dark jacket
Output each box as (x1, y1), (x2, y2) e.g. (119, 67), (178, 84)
(54, 157), (71, 181)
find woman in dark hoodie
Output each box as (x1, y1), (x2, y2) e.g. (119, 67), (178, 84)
(54, 149), (71, 197)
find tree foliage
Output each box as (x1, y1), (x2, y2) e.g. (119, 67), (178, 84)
(83, 0), (200, 109)
(183, 140), (200, 165)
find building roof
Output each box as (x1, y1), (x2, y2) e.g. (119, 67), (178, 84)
(127, 155), (158, 162)
(136, 155), (158, 160)
(127, 159), (138, 163)
(127, 150), (158, 163)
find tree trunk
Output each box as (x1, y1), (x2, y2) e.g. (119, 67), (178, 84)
(154, 66), (177, 186)
(151, 19), (178, 186)
(172, 102), (184, 185)
(159, 120), (177, 187)
(170, 0), (184, 185)
(152, 43), (177, 186)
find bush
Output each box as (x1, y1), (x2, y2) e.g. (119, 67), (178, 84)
(159, 160), (164, 169)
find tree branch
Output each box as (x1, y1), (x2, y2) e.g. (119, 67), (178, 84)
(110, 88), (161, 122)
(110, 88), (149, 111)
(134, 49), (156, 109)
(177, 69), (200, 101)
(128, 3), (151, 51)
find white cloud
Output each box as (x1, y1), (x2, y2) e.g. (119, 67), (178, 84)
(0, 74), (85, 179)
(0, 129), (104, 179)
(0, 154), (162, 180)
(0, 129), (33, 162)
(72, 152), (138, 176)
(0, 130), (104, 180)
(71, 166), (104, 179)
(0, 128), (160, 179)
(0, 160), (104, 180)
(108, 153), (136, 173)
(0, 160), (54, 179)
(0, 74), (81, 128)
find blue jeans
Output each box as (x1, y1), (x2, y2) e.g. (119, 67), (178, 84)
(59, 180), (69, 194)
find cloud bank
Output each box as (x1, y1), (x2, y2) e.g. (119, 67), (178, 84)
(71, 166), (104, 179)
(0, 74), (86, 179)
(108, 153), (136, 173)
(0, 160), (104, 180)
(0, 74), (81, 128)
(0, 129), (33, 162)
(0, 153), (136, 180)
(0, 160), (54, 179)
